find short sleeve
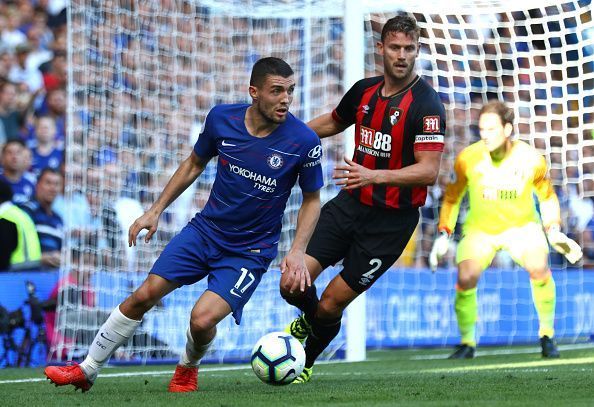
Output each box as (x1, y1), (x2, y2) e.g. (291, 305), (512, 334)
(298, 135), (324, 193)
(332, 79), (367, 127)
(193, 109), (218, 159)
(412, 94), (447, 152)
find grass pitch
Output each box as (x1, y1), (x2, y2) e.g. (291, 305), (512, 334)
(1, 345), (593, 406)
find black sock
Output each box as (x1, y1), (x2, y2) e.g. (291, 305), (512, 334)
(281, 284), (319, 317)
(304, 315), (342, 368)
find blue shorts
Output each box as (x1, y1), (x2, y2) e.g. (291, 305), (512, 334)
(150, 224), (272, 324)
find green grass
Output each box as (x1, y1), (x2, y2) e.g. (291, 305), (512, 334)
(1, 345), (593, 406)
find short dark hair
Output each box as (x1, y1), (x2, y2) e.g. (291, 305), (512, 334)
(2, 139), (26, 154)
(38, 167), (62, 182)
(0, 179), (13, 203)
(480, 100), (514, 126)
(249, 57), (294, 87)
(381, 14), (421, 42)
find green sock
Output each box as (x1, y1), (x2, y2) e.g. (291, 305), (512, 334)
(530, 275), (556, 338)
(455, 287), (478, 347)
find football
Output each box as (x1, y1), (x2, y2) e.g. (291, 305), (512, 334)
(250, 331), (305, 385)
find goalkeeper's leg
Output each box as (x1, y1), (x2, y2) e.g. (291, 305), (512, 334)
(45, 275), (178, 390)
(522, 248), (559, 357)
(450, 259), (483, 358)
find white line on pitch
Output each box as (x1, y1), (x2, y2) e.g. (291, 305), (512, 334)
(0, 358), (375, 385)
(409, 342), (594, 360)
(418, 356), (594, 373)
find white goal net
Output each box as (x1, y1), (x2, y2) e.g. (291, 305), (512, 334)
(51, 0), (594, 363)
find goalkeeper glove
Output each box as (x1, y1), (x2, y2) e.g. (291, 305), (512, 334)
(429, 230), (450, 273)
(546, 225), (583, 264)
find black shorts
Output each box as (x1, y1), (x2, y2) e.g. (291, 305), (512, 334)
(306, 191), (419, 293)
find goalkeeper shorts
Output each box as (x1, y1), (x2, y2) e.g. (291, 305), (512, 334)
(456, 222), (549, 271)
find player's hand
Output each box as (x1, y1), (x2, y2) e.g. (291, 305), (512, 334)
(429, 231), (450, 272)
(128, 210), (160, 247)
(333, 157), (376, 190)
(547, 225), (583, 264)
(280, 249), (311, 293)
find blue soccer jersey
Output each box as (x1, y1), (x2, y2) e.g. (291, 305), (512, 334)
(0, 171), (36, 204)
(191, 104), (323, 259)
(31, 146), (64, 176)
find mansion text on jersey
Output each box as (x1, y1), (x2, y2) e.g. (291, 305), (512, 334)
(228, 163), (278, 192)
(357, 145), (391, 158)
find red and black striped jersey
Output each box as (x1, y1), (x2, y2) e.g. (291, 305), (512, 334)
(332, 75), (446, 209)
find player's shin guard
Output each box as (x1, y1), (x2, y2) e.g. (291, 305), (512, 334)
(281, 284), (319, 317)
(80, 305), (142, 381)
(179, 327), (214, 367)
(455, 287), (478, 347)
(303, 315), (342, 368)
(530, 275), (556, 338)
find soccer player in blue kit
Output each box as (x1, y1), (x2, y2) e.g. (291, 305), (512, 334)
(44, 57), (324, 393)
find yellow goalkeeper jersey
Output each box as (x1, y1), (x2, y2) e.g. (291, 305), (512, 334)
(438, 139), (560, 235)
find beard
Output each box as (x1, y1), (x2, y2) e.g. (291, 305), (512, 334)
(386, 60), (415, 80)
(257, 102), (287, 124)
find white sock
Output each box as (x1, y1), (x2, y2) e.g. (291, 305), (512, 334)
(80, 305), (142, 380)
(179, 327), (214, 367)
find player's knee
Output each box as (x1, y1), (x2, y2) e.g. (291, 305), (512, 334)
(128, 287), (159, 314)
(457, 273), (478, 290)
(189, 311), (219, 334)
(279, 273), (304, 297)
(527, 265), (550, 281)
(317, 294), (347, 319)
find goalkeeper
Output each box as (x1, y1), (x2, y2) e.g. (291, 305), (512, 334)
(429, 100), (582, 359)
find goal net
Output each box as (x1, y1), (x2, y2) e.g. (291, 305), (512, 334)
(52, 0), (594, 363)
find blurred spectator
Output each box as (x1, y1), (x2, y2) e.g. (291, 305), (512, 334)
(42, 0), (67, 29)
(0, 139), (36, 204)
(8, 42), (44, 93)
(25, 24), (54, 70)
(28, 115), (63, 175)
(36, 87), (65, 140)
(0, 51), (14, 79)
(0, 178), (41, 271)
(20, 167), (63, 268)
(0, 81), (35, 142)
(40, 50), (66, 91)
(1, 7), (27, 51)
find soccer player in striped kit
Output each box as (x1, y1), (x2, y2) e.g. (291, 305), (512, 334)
(280, 14), (446, 382)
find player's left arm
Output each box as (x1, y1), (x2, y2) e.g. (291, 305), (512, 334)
(282, 135), (324, 293)
(533, 155), (583, 263)
(281, 190), (321, 293)
(334, 150), (442, 189)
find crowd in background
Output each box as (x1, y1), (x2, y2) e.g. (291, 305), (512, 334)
(1, 1), (593, 275)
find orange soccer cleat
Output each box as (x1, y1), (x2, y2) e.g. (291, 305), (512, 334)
(168, 365), (198, 392)
(44, 364), (93, 392)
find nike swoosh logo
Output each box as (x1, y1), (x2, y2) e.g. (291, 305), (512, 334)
(222, 141), (236, 147)
(229, 289), (242, 298)
(100, 332), (116, 343)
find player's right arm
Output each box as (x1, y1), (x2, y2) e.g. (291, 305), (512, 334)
(307, 112), (349, 139)
(128, 151), (211, 246)
(307, 78), (371, 139)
